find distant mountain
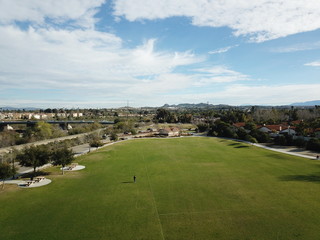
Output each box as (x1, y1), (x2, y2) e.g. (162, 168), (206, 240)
(291, 100), (320, 106)
(0, 106), (40, 111)
(162, 103), (231, 109)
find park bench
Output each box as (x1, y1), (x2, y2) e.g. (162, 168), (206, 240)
(26, 180), (35, 187)
(35, 177), (45, 183)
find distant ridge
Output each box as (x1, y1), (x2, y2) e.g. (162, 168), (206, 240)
(0, 106), (40, 111)
(162, 103), (231, 109)
(291, 100), (320, 106)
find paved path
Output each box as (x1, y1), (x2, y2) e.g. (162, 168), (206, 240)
(208, 136), (319, 160)
(4, 178), (52, 188)
(251, 143), (318, 159)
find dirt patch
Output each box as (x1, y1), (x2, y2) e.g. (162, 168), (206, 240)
(0, 184), (21, 194)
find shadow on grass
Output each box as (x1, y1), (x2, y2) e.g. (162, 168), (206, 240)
(228, 143), (241, 146)
(21, 171), (50, 179)
(280, 173), (320, 183)
(235, 145), (249, 149)
(121, 181), (134, 184)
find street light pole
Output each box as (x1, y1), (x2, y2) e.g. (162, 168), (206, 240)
(11, 149), (15, 179)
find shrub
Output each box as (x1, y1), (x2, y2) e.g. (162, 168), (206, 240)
(197, 123), (209, 133)
(293, 138), (306, 148)
(245, 135), (258, 143)
(306, 138), (320, 151)
(274, 135), (287, 146)
(110, 132), (118, 141)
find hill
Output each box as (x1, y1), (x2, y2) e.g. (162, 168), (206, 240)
(162, 103), (231, 109)
(291, 100), (320, 106)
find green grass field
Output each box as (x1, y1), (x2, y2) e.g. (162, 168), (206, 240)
(1, 137), (320, 240)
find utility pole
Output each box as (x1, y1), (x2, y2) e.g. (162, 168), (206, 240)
(10, 149), (15, 179)
(126, 100), (129, 120)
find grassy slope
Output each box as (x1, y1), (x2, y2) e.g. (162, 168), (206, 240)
(1, 137), (320, 240)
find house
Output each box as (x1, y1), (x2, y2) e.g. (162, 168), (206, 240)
(291, 120), (303, 126)
(21, 113), (33, 119)
(72, 112), (83, 118)
(257, 124), (284, 133)
(56, 113), (67, 118)
(32, 114), (48, 120)
(280, 126), (296, 136)
(158, 127), (180, 137)
(233, 122), (246, 128)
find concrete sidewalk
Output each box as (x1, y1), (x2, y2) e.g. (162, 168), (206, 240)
(214, 136), (318, 160)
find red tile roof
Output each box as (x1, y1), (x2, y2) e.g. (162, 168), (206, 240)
(233, 122), (246, 128)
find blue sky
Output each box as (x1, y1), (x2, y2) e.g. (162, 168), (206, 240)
(0, 0), (319, 108)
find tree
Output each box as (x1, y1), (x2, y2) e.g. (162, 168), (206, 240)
(0, 163), (16, 189)
(244, 135), (258, 143)
(51, 147), (74, 175)
(110, 132), (118, 141)
(155, 108), (177, 123)
(250, 129), (270, 143)
(197, 123), (209, 133)
(208, 120), (237, 138)
(0, 131), (19, 148)
(237, 128), (249, 140)
(178, 113), (193, 123)
(244, 122), (256, 131)
(16, 145), (51, 179)
(34, 121), (53, 140)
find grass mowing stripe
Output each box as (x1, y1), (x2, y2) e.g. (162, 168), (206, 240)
(159, 207), (281, 216)
(140, 148), (166, 240)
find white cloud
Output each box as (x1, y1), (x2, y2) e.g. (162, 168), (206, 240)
(212, 84), (320, 105)
(0, 25), (203, 96)
(304, 61), (320, 67)
(0, 1), (207, 107)
(157, 83), (320, 106)
(0, 0), (105, 28)
(208, 45), (238, 54)
(272, 41), (320, 53)
(193, 66), (250, 85)
(113, 0), (320, 42)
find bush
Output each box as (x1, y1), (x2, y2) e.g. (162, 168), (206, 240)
(293, 138), (306, 148)
(197, 123), (209, 133)
(306, 138), (320, 151)
(250, 130), (270, 143)
(237, 128), (249, 140)
(207, 121), (237, 138)
(89, 140), (104, 148)
(245, 135), (258, 143)
(274, 135), (287, 146)
(110, 132), (118, 141)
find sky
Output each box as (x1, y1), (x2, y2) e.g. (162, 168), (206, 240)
(0, 0), (319, 108)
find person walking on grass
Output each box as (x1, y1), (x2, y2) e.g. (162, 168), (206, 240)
(133, 175), (136, 183)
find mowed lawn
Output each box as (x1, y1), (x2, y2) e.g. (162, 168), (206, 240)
(1, 137), (320, 240)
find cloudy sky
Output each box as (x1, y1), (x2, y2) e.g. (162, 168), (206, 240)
(0, 0), (319, 108)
